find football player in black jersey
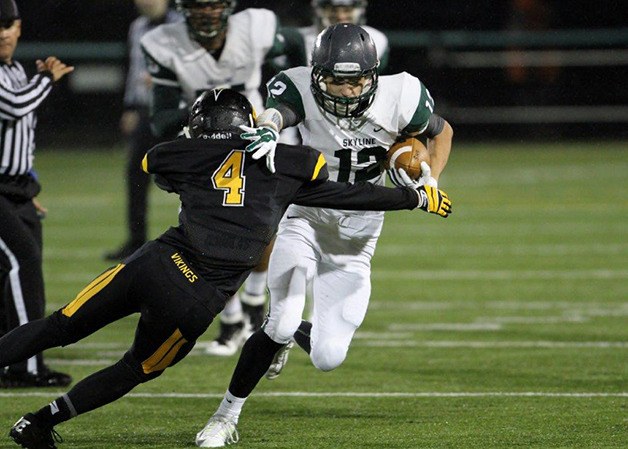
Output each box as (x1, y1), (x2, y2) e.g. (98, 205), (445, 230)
(3, 89), (451, 448)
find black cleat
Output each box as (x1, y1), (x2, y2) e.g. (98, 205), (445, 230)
(103, 241), (144, 261)
(204, 321), (247, 356)
(241, 301), (266, 332)
(9, 413), (62, 449)
(0, 368), (72, 389)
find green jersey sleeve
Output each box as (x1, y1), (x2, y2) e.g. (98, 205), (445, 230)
(265, 72), (306, 119)
(402, 81), (435, 135)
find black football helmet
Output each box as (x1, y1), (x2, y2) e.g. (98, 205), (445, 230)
(310, 23), (379, 118)
(312, 0), (367, 28)
(175, 0), (236, 44)
(187, 89), (255, 139)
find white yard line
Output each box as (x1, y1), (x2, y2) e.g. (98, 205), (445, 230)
(357, 340), (628, 348)
(372, 269), (628, 281)
(1, 391), (626, 399)
(376, 243), (628, 257)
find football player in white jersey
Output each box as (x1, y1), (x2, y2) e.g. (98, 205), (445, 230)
(140, 0), (286, 356)
(273, 0), (388, 146)
(195, 23), (453, 447)
(274, 0), (388, 71)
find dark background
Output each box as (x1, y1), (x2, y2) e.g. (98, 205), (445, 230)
(12, 0), (628, 146)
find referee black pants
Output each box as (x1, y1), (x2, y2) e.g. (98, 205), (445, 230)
(0, 194), (45, 374)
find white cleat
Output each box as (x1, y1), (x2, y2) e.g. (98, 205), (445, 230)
(196, 416), (239, 447)
(205, 322), (248, 357)
(266, 340), (294, 380)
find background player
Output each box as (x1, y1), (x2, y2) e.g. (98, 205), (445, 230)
(195, 23), (453, 447)
(105, 0), (182, 261)
(140, 0), (287, 356)
(5, 88), (450, 449)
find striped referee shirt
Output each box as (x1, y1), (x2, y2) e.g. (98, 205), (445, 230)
(0, 60), (53, 176)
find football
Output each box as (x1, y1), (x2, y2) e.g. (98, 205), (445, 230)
(386, 137), (430, 180)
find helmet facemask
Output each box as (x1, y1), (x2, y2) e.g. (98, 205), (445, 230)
(313, 0), (367, 28)
(311, 65), (378, 118)
(176, 0), (236, 45)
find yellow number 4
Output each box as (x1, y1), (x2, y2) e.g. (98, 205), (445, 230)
(212, 150), (246, 206)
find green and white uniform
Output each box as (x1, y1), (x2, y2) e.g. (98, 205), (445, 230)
(141, 8), (283, 138)
(263, 66), (435, 371)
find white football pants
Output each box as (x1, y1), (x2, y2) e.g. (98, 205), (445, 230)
(264, 214), (380, 372)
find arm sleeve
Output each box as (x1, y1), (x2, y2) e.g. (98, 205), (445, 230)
(0, 72), (53, 120)
(265, 72), (305, 126)
(294, 181), (418, 211)
(399, 75), (434, 135)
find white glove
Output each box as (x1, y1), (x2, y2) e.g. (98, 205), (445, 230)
(417, 161), (438, 188)
(388, 167), (419, 188)
(239, 124), (279, 173)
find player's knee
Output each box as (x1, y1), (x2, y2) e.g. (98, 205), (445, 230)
(310, 339), (348, 372)
(264, 313), (300, 344)
(48, 311), (82, 346)
(122, 352), (164, 383)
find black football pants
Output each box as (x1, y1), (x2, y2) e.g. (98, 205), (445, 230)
(0, 241), (225, 416)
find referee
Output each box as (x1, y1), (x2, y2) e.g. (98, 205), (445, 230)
(0, 0), (74, 388)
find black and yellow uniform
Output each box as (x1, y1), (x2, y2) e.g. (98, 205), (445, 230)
(0, 135), (418, 432)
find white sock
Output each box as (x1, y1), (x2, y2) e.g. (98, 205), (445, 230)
(243, 271), (267, 297)
(215, 390), (247, 423)
(221, 294), (243, 324)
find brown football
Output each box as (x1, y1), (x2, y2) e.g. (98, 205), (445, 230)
(386, 137), (430, 180)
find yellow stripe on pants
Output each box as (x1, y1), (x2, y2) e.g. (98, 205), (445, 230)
(62, 264), (125, 317)
(142, 329), (188, 374)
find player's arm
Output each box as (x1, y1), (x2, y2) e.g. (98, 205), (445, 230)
(401, 83), (453, 182)
(141, 45), (188, 139)
(239, 72), (305, 172)
(264, 71), (306, 129)
(295, 180), (420, 211)
(287, 149), (452, 217)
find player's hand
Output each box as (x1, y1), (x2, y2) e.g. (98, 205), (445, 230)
(416, 184), (452, 218)
(417, 161), (438, 188)
(388, 167), (419, 188)
(240, 124), (279, 173)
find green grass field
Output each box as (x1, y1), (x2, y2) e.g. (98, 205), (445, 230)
(1, 142), (627, 448)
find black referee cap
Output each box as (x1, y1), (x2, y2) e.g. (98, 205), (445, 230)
(0, 0), (20, 21)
